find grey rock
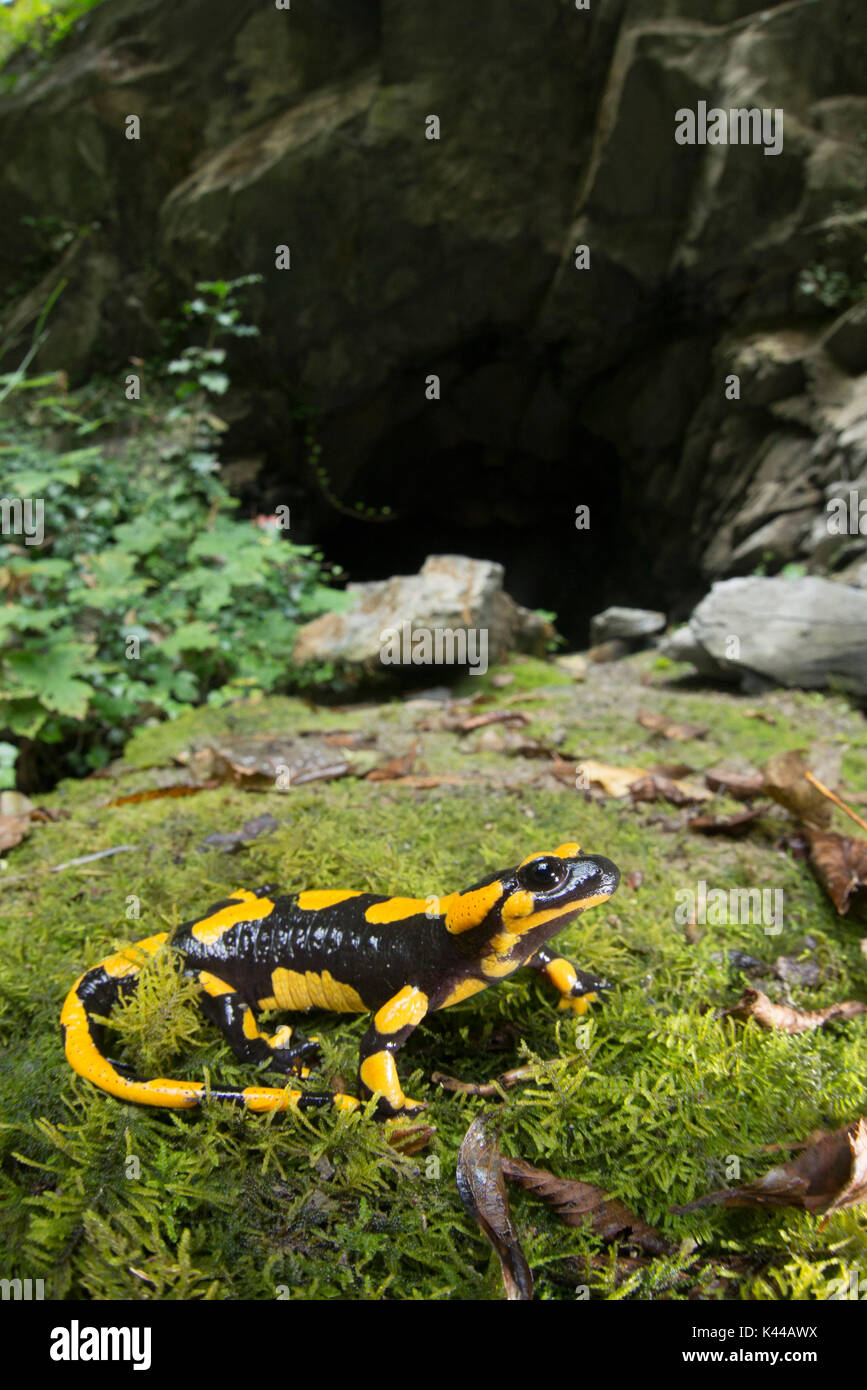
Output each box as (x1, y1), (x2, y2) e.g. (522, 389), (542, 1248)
(590, 606), (666, 645)
(688, 577), (867, 695)
(293, 554), (550, 676)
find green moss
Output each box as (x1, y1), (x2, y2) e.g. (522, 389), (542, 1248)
(2, 659), (867, 1300)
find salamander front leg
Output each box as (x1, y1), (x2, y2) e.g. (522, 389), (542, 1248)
(196, 971), (318, 1075)
(358, 985), (429, 1118)
(526, 946), (610, 1014)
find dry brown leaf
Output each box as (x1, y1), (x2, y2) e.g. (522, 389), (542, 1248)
(630, 774), (713, 806)
(688, 806), (765, 836)
(762, 748), (839, 831)
(107, 783), (218, 807)
(578, 759), (649, 797)
(637, 710), (708, 741)
(672, 1118), (867, 1218)
(456, 1116), (533, 1301)
(455, 711), (531, 733)
(704, 767), (765, 799)
(365, 744), (418, 781)
(501, 1157), (666, 1255)
(724, 986), (866, 1033)
(387, 1123), (436, 1156)
(807, 830), (867, 915)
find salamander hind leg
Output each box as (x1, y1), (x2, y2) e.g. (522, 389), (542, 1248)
(196, 971), (319, 1076)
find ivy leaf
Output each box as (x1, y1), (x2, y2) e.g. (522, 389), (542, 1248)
(160, 622), (219, 657)
(198, 372), (229, 396)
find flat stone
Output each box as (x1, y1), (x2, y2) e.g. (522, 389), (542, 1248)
(590, 607), (666, 645)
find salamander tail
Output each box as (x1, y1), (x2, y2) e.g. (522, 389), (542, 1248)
(60, 934), (361, 1113)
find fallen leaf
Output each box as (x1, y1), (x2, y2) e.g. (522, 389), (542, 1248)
(387, 1124), (436, 1156)
(578, 759), (649, 798)
(107, 783), (218, 807)
(625, 870), (644, 891)
(501, 1156), (666, 1255)
(630, 774), (713, 806)
(688, 807), (765, 836)
(723, 986), (866, 1033)
(762, 748), (840, 831)
(807, 830), (867, 915)
(365, 745), (418, 781)
(455, 711), (531, 734)
(456, 1116), (533, 1301)
(704, 767), (765, 799)
(637, 710), (708, 741)
(672, 1118), (867, 1219)
(744, 709), (777, 725)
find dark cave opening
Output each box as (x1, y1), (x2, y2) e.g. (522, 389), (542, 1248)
(306, 435), (663, 649)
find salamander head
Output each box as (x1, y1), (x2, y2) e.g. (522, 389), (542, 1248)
(444, 841), (620, 971)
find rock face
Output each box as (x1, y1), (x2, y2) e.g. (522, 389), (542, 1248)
(293, 554), (551, 677)
(1, 0), (866, 621)
(662, 577), (867, 695)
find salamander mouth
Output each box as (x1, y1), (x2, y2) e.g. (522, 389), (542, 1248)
(565, 853), (620, 904)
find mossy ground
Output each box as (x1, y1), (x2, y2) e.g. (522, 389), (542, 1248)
(2, 653), (867, 1300)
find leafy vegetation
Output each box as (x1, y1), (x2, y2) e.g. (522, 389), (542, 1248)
(0, 0), (106, 71)
(0, 276), (350, 781)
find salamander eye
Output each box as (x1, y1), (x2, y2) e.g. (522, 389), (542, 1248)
(517, 857), (567, 892)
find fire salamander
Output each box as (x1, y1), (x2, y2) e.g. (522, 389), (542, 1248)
(61, 843), (619, 1118)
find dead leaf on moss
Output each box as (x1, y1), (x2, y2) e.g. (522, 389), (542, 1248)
(454, 711), (531, 734)
(807, 830), (867, 915)
(761, 748), (840, 831)
(387, 1123), (436, 1156)
(501, 1156), (666, 1255)
(704, 767), (765, 799)
(688, 807), (765, 836)
(723, 986), (866, 1033)
(630, 774), (713, 806)
(672, 1118), (867, 1219)
(456, 1116), (533, 1301)
(365, 744), (418, 781)
(637, 710), (708, 741)
(577, 759), (649, 797)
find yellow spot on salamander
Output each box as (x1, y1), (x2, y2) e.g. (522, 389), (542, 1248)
(374, 985), (428, 1035)
(270, 967), (367, 1014)
(438, 977), (488, 1009)
(555, 842), (581, 859)
(297, 890), (363, 911)
(445, 880), (503, 935)
(544, 957), (579, 996)
(102, 932), (169, 978)
(198, 971), (234, 998)
(242, 1009), (260, 1040)
(191, 891), (275, 945)
(364, 896), (431, 925)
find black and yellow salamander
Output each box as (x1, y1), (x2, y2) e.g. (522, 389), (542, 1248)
(61, 842), (619, 1118)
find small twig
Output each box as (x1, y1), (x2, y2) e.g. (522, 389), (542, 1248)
(0, 844), (136, 889)
(804, 771), (867, 835)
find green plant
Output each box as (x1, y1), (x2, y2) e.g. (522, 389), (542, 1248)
(166, 276), (263, 402)
(0, 0), (106, 70)
(0, 279), (352, 779)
